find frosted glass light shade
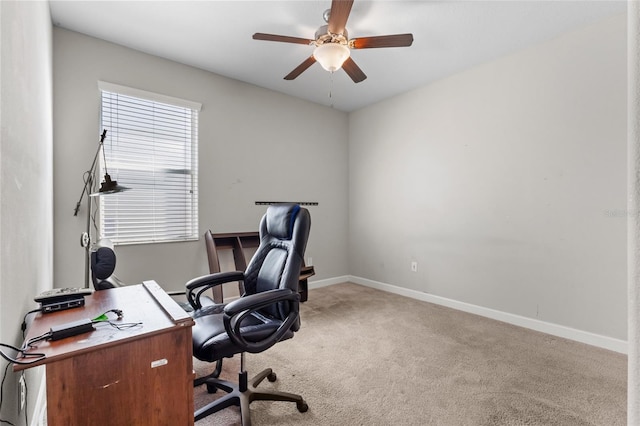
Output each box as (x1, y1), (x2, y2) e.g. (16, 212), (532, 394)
(313, 43), (350, 72)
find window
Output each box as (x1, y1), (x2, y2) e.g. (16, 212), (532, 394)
(98, 81), (200, 245)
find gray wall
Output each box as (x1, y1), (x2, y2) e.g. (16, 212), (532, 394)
(53, 28), (349, 293)
(0, 1), (52, 423)
(348, 15), (627, 340)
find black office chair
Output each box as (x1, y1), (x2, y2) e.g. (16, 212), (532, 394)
(186, 203), (310, 425)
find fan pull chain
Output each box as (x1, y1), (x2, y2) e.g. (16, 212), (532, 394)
(328, 72), (334, 108)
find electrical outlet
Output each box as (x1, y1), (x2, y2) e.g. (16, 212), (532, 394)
(411, 261), (418, 272)
(19, 374), (26, 412)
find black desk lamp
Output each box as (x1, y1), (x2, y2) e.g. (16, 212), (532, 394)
(73, 129), (129, 288)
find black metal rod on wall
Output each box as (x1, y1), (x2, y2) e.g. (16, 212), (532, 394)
(255, 201), (319, 206)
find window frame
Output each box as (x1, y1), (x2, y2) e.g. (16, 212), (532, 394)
(98, 81), (201, 246)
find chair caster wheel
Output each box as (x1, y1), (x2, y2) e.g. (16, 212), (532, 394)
(297, 401), (309, 413)
(267, 372), (277, 382)
(206, 384), (218, 393)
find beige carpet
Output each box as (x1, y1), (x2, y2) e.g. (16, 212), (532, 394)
(194, 282), (626, 425)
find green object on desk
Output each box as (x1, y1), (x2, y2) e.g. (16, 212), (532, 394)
(92, 313), (109, 322)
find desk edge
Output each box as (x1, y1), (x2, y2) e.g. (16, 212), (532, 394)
(142, 281), (194, 326)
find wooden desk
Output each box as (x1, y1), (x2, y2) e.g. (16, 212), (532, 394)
(204, 231), (259, 302)
(16, 281), (195, 426)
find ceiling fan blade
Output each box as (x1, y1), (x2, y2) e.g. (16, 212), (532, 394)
(253, 33), (313, 45)
(284, 56), (317, 80)
(328, 0), (354, 35)
(342, 57), (366, 83)
(350, 33), (414, 49)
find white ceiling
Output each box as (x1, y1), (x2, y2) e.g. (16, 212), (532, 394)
(48, 0), (626, 112)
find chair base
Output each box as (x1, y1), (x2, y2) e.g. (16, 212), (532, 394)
(195, 366), (308, 426)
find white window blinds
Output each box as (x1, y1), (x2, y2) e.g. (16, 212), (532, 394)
(99, 82), (200, 245)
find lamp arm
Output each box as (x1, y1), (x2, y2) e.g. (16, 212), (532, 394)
(73, 130), (107, 216)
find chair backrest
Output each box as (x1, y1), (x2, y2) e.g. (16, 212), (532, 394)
(243, 203), (310, 320)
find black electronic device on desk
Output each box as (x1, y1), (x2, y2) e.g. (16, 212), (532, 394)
(34, 288), (93, 313)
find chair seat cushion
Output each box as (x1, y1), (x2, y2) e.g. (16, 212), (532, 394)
(192, 309), (294, 361)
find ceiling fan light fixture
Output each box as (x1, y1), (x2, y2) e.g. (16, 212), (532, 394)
(313, 43), (350, 72)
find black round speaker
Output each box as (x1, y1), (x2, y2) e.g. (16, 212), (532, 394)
(91, 246), (117, 280)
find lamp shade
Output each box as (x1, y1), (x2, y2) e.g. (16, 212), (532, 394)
(313, 43), (350, 72)
(90, 173), (129, 196)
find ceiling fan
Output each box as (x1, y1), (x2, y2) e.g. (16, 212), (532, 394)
(252, 0), (414, 83)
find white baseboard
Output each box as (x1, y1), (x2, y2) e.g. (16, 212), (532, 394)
(336, 276), (627, 354)
(308, 275), (350, 290)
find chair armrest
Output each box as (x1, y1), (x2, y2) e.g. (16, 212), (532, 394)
(223, 288), (300, 354)
(185, 271), (245, 310)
